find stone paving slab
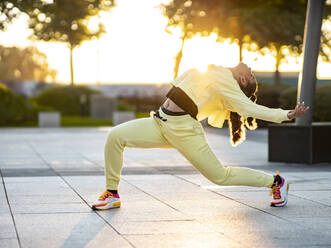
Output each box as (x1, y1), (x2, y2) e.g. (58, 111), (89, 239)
(1, 127), (331, 248)
(13, 213), (132, 248)
(0, 214), (17, 239)
(123, 232), (244, 248)
(0, 239), (20, 248)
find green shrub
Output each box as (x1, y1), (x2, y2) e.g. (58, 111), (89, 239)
(0, 84), (29, 125)
(279, 87), (297, 109)
(34, 85), (100, 116)
(280, 83), (331, 122)
(26, 100), (55, 122)
(256, 82), (293, 108)
(255, 82), (293, 127)
(117, 99), (135, 111)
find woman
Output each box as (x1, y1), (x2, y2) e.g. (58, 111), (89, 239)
(92, 63), (309, 210)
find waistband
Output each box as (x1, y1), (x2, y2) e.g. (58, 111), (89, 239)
(159, 106), (191, 119)
(161, 106), (187, 116)
(151, 107), (192, 121)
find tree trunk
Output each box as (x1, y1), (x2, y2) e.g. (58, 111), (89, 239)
(70, 44), (74, 86)
(274, 44), (281, 85)
(173, 33), (186, 79)
(238, 38), (243, 62)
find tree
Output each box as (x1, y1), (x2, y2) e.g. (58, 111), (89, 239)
(0, 0), (115, 85)
(239, 1), (306, 85)
(161, 0), (330, 85)
(160, 0), (263, 77)
(0, 1), (21, 30)
(160, 0), (201, 79)
(0, 45), (57, 82)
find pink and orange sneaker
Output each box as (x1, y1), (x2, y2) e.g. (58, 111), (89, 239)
(270, 171), (289, 207)
(92, 190), (121, 210)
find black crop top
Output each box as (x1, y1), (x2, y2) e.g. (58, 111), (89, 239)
(166, 86), (198, 119)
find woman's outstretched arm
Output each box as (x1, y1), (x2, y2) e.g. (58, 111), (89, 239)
(211, 72), (309, 123)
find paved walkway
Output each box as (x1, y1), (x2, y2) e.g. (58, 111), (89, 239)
(1, 127), (331, 248)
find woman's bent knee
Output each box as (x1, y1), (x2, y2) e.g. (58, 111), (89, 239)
(106, 128), (123, 147)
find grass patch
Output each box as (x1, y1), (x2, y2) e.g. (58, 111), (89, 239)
(61, 116), (113, 127)
(135, 112), (150, 119)
(0, 121), (38, 127)
(1, 112), (151, 127)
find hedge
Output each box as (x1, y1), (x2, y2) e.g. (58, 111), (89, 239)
(34, 85), (101, 116)
(0, 84), (29, 125)
(254, 82), (293, 126)
(279, 83), (331, 122)
(256, 83), (293, 108)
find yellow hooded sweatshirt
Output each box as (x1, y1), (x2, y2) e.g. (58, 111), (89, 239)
(170, 65), (290, 128)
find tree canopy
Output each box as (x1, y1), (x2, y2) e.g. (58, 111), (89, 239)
(0, 0), (115, 85)
(0, 45), (57, 82)
(162, 0), (331, 84)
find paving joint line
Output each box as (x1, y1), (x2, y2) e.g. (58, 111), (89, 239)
(288, 192), (331, 208)
(174, 174), (331, 238)
(174, 174), (304, 226)
(122, 176), (249, 248)
(0, 168), (22, 248)
(25, 139), (136, 248)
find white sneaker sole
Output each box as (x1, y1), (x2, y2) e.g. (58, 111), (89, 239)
(92, 201), (121, 210)
(270, 183), (289, 207)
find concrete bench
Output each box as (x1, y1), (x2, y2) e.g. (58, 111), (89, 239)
(38, 112), (61, 127)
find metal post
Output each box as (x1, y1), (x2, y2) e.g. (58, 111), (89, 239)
(296, 0), (325, 126)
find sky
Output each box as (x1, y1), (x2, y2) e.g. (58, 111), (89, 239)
(0, 0), (330, 84)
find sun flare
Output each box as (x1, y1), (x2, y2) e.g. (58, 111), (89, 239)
(0, 0), (330, 84)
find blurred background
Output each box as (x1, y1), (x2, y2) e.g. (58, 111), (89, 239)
(0, 0), (330, 127)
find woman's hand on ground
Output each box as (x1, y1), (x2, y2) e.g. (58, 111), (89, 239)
(287, 102), (310, 119)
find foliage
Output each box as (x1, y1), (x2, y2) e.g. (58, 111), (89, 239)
(279, 83), (331, 122)
(118, 95), (165, 112)
(19, 0), (114, 46)
(117, 99), (135, 112)
(0, 1), (20, 30)
(254, 82), (293, 127)
(0, 45), (57, 82)
(0, 84), (28, 125)
(257, 82), (293, 108)
(1, 0), (116, 85)
(26, 99), (55, 123)
(34, 85), (101, 116)
(161, 0), (330, 84)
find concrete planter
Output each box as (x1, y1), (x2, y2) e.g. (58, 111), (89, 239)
(113, 111), (135, 126)
(268, 123), (331, 164)
(38, 112), (61, 127)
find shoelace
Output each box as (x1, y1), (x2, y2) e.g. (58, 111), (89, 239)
(270, 184), (281, 199)
(99, 191), (113, 201)
(269, 170), (282, 199)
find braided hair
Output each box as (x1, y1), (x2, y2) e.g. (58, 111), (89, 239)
(229, 78), (258, 146)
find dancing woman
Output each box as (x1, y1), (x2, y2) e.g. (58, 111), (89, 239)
(92, 63), (309, 210)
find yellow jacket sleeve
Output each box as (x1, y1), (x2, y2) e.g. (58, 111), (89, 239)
(211, 69), (291, 123)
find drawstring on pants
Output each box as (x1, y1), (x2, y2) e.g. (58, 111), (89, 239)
(152, 110), (167, 122)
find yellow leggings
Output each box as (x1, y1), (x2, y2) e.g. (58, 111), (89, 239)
(104, 108), (274, 190)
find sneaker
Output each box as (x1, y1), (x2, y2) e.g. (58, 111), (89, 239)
(270, 171), (289, 207)
(92, 190), (121, 210)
